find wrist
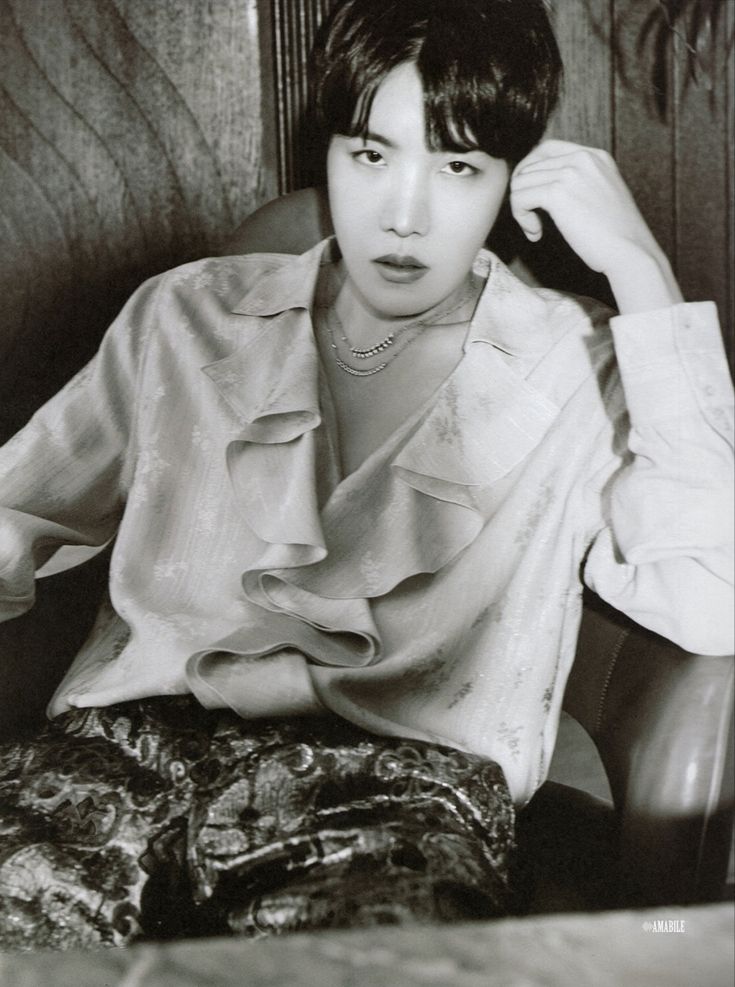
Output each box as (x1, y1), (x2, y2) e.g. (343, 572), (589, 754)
(605, 242), (684, 315)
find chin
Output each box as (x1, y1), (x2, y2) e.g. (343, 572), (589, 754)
(361, 278), (443, 319)
(371, 295), (434, 320)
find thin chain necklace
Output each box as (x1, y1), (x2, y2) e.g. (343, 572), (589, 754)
(318, 272), (480, 378)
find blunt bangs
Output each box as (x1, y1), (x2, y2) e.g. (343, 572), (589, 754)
(312, 0), (563, 165)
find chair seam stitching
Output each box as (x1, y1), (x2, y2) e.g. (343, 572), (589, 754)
(595, 626), (630, 735)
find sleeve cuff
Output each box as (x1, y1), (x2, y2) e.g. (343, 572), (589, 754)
(609, 301), (733, 427)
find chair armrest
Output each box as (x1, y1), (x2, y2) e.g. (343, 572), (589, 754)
(566, 595), (734, 904)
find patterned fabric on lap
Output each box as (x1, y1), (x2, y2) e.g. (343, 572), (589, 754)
(0, 698), (514, 950)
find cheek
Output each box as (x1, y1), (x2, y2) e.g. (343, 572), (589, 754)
(326, 153), (352, 223)
(473, 192), (507, 249)
(443, 203), (502, 261)
(327, 175), (369, 245)
(443, 181), (506, 237)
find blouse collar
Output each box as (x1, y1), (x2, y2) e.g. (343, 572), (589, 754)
(215, 237), (558, 426)
(229, 237), (552, 353)
(200, 238), (560, 608)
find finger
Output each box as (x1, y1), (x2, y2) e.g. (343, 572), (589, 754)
(515, 139), (583, 171)
(518, 214), (543, 241)
(532, 138), (596, 159)
(511, 169), (567, 191)
(508, 187), (546, 241)
(513, 155), (580, 179)
(517, 141), (612, 178)
(510, 178), (567, 235)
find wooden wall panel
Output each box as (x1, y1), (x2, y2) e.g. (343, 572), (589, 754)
(548, 0), (614, 150)
(0, 0), (277, 442)
(608, 0), (734, 359)
(728, 0), (735, 360)
(611, 0), (677, 262)
(673, 0), (734, 361)
(270, 0), (335, 191)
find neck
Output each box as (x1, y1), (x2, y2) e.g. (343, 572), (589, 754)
(330, 264), (480, 351)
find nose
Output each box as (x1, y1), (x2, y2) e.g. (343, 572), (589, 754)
(380, 169), (430, 237)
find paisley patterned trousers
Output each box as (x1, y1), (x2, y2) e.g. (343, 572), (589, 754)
(0, 698), (515, 950)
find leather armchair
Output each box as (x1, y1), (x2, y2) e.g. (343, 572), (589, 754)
(220, 187), (735, 911)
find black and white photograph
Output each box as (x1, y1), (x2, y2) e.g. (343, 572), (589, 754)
(0, 1), (733, 983)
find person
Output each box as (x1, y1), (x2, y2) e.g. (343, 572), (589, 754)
(0, 0), (732, 951)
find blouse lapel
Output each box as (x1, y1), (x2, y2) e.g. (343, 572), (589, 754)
(196, 244), (564, 655)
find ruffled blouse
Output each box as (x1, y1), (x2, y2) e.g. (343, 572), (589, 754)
(1, 238), (732, 804)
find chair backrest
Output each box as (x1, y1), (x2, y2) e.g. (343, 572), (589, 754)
(224, 189), (734, 904)
(223, 187), (334, 257)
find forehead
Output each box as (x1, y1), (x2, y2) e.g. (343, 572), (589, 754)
(366, 63), (424, 130)
(359, 61), (480, 153)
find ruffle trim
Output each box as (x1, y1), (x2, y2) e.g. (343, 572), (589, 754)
(193, 243), (560, 677)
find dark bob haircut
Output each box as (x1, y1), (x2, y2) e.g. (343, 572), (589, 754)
(311, 0), (563, 166)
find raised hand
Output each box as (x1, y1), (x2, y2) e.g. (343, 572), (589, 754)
(510, 139), (683, 313)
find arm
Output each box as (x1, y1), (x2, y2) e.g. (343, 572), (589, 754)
(583, 298), (733, 655)
(0, 276), (158, 621)
(510, 141), (734, 655)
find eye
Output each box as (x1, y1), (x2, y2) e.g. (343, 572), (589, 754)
(443, 160), (477, 176)
(354, 149), (385, 167)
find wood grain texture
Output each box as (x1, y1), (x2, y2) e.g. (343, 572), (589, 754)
(672, 0), (734, 364)
(612, 0), (733, 358)
(728, 0), (735, 364)
(675, 33), (730, 302)
(611, 0), (677, 262)
(548, 0), (614, 149)
(271, 0), (335, 191)
(0, 0), (276, 441)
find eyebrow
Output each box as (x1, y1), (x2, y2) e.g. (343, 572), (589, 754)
(357, 130), (482, 156)
(359, 130), (396, 148)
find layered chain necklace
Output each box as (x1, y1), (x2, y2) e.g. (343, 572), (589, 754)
(317, 268), (481, 378)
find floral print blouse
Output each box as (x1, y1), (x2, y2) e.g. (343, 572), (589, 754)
(1, 238), (732, 804)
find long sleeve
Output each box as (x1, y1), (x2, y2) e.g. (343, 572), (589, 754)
(583, 301), (734, 656)
(0, 276), (159, 621)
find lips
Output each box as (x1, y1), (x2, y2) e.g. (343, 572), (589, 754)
(374, 254), (426, 269)
(372, 254), (429, 284)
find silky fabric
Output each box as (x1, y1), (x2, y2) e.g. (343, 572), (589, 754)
(0, 239), (732, 804)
